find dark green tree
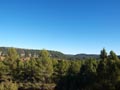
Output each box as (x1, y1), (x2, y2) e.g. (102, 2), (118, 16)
(78, 58), (97, 90)
(109, 51), (119, 61)
(100, 48), (107, 60)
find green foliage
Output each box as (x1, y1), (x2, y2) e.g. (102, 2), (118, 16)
(0, 81), (18, 90)
(109, 51), (119, 60)
(77, 59), (97, 90)
(0, 61), (10, 81)
(7, 48), (19, 61)
(0, 47), (100, 60)
(0, 48), (120, 90)
(52, 59), (73, 84)
(56, 50), (120, 90)
(67, 60), (81, 75)
(100, 48), (107, 60)
(38, 49), (53, 83)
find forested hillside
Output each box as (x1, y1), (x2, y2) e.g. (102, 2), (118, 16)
(0, 47), (99, 60)
(0, 47), (120, 90)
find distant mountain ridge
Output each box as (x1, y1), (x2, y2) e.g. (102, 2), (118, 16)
(0, 47), (100, 60)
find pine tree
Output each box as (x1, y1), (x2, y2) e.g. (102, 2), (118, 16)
(37, 49), (53, 83)
(7, 48), (19, 61)
(109, 51), (119, 61)
(100, 48), (107, 61)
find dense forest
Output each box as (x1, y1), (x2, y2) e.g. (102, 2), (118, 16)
(0, 47), (120, 90)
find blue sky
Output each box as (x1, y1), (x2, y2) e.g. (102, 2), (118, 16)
(0, 0), (120, 54)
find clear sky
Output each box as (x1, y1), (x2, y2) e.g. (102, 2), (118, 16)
(0, 0), (120, 54)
